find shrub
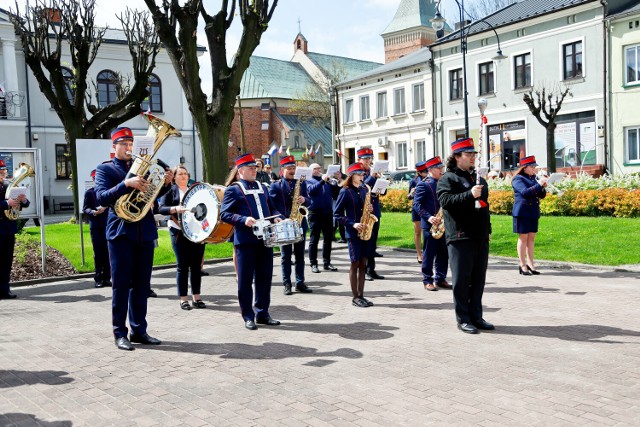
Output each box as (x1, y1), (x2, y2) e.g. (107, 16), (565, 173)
(380, 188), (412, 212)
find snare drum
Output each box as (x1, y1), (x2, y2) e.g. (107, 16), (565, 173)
(262, 219), (303, 248)
(180, 183), (234, 244)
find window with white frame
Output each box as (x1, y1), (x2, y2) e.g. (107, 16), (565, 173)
(625, 44), (640, 85)
(376, 91), (387, 118)
(396, 141), (408, 168)
(412, 83), (425, 111)
(449, 68), (463, 100)
(478, 62), (494, 95)
(415, 139), (426, 162)
(393, 87), (405, 115)
(344, 99), (354, 123)
(626, 127), (640, 163)
(514, 52), (532, 89)
(563, 40), (583, 80)
(360, 95), (370, 121)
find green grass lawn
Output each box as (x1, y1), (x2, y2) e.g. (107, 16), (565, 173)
(23, 213), (640, 272)
(378, 213), (640, 266)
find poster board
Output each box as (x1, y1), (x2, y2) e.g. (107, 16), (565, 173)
(0, 148), (41, 218)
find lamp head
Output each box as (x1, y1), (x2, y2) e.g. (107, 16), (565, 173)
(478, 98), (488, 115)
(430, 13), (446, 32)
(492, 49), (508, 61)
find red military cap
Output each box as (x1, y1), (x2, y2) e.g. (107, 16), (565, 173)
(451, 138), (477, 154)
(90, 169), (96, 179)
(347, 163), (366, 175)
(357, 147), (373, 159)
(520, 155), (538, 167)
(0, 159), (6, 170)
(280, 155), (296, 167)
(111, 127), (134, 144)
(235, 153), (257, 168)
(425, 156), (443, 169)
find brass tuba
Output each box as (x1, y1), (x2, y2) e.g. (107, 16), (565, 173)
(114, 114), (181, 222)
(289, 175), (309, 225)
(4, 163), (35, 220)
(357, 184), (378, 241)
(430, 208), (445, 239)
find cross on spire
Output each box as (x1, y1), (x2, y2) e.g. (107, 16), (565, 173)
(297, 17), (302, 33)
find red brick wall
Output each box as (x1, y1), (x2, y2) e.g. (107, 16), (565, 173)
(385, 37), (432, 63)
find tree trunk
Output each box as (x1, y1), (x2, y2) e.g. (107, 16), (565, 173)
(198, 106), (234, 184)
(546, 124), (557, 173)
(64, 121), (84, 219)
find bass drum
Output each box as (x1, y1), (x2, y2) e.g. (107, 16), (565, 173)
(179, 183), (234, 244)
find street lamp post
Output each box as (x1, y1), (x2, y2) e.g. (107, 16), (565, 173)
(430, 0), (507, 138)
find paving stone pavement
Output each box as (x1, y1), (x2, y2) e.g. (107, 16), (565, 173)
(1, 247), (639, 426)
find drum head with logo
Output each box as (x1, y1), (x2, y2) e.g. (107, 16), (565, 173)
(180, 183), (220, 243)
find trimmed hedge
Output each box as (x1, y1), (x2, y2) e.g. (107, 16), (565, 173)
(381, 188), (640, 217)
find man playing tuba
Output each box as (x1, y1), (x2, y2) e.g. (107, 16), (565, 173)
(412, 156), (449, 291)
(95, 127), (174, 351)
(0, 159), (29, 300)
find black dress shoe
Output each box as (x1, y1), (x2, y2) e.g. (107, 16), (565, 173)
(201, 270), (210, 276)
(296, 283), (313, 293)
(256, 316), (280, 326)
(0, 291), (17, 300)
(457, 323), (479, 334)
(472, 319), (495, 330)
(365, 273), (374, 281)
(368, 271), (385, 280)
(245, 320), (257, 330)
(148, 289), (158, 298)
(130, 333), (162, 345)
(519, 266), (532, 276)
(323, 264), (338, 271)
(95, 282), (105, 288)
(526, 265), (541, 275)
(311, 265), (320, 273)
(115, 337), (134, 351)
(102, 280), (112, 287)
(374, 252), (383, 257)
(336, 239), (347, 243)
(283, 285), (292, 295)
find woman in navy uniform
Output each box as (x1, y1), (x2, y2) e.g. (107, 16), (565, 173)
(512, 155), (547, 275)
(269, 155), (311, 295)
(357, 148), (384, 281)
(95, 127), (173, 351)
(334, 163), (374, 308)
(220, 153), (283, 330)
(436, 138), (493, 334)
(408, 164), (428, 263)
(0, 159), (29, 300)
(158, 165), (207, 310)
(83, 169), (111, 288)
(413, 156), (449, 291)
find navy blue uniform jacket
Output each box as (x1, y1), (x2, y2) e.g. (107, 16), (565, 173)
(94, 158), (170, 242)
(305, 176), (338, 213)
(221, 180), (282, 245)
(269, 178), (309, 230)
(364, 172), (382, 218)
(512, 174), (546, 219)
(334, 185), (368, 239)
(83, 187), (108, 230)
(413, 177), (440, 230)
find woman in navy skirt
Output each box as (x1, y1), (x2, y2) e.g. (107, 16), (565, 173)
(512, 155), (547, 275)
(408, 163), (429, 263)
(334, 163), (374, 307)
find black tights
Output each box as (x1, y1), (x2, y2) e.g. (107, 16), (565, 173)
(349, 258), (367, 298)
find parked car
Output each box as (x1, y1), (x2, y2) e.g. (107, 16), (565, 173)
(388, 170), (417, 183)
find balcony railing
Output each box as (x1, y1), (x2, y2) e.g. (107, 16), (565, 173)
(0, 91), (27, 120)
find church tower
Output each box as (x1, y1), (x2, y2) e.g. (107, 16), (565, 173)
(381, 0), (440, 63)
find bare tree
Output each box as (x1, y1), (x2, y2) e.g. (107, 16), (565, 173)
(289, 61), (348, 129)
(142, 0), (278, 184)
(465, 0), (518, 19)
(522, 84), (572, 173)
(10, 0), (159, 217)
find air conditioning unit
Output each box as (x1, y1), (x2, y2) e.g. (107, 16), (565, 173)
(377, 136), (389, 147)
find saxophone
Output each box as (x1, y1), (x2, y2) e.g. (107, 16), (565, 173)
(430, 208), (445, 239)
(4, 163), (35, 220)
(358, 184), (378, 241)
(289, 176), (308, 225)
(114, 114), (181, 222)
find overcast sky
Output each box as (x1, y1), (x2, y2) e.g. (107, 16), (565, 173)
(10, 0), (473, 93)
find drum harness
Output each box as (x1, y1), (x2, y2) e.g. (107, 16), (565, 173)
(235, 181), (275, 240)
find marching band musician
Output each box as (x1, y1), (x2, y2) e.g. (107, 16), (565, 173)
(83, 169), (111, 288)
(334, 163), (375, 308)
(0, 159), (29, 300)
(413, 157), (449, 291)
(512, 155), (547, 276)
(95, 127), (174, 351)
(357, 148), (385, 281)
(306, 163), (340, 274)
(220, 153), (283, 330)
(157, 165), (207, 311)
(408, 164), (429, 264)
(268, 156), (312, 295)
(436, 138), (493, 335)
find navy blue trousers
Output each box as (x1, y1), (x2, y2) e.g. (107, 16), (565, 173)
(447, 239), (489, 324)
(170, 228), (206, 297)
(90, 227), (110, 284)
(421, 229), (448, 284)
(108, 238), (154, 339)
(0, 234), (15, 295)
(234, 243), (274, 322)
(281, 234), (306, 287)
(307, 211), (334, 266)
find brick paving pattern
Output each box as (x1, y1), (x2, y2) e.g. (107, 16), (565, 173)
(1, 248), (639, 426)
